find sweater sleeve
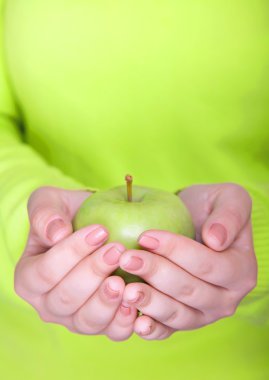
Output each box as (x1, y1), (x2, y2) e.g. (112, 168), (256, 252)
(232, 182), (269, 325)
(0, 3), (99, 303)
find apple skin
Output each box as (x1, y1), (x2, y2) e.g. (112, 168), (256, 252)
(72, 185), (195, 283)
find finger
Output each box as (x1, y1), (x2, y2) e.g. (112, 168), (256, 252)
(27, 186), (91, 248)
(15, 224), (109, 295)
(120, 253), (229, 311)
(44, 242), (126, 316)
(136, 230), (247, 287)
(201, 183), (252, 251)
(133, 315), (175, 340)
(103, 303), (137, 341)
(123, 283), (205, 330)
(72, 276), (124, 335)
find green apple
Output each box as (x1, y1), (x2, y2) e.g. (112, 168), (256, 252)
(72, 175), (195, 283)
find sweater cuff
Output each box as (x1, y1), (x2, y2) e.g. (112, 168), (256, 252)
(237, 182), (269, 305)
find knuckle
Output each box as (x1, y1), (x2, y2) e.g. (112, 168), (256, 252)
(27, 187), (46, 208)
(172, 316), (189, 330)
(65, 325), (79, 334)
(105, 334), (118, 342)
(174, 309), (203, 330)
(30, 206), (48, 231)
(156, 330), (170, 340)
(224, 183), (252, 212)
(14, 270), (23, 296)
(14, 263), (31, 299)
(38, 311), (55, 324)
(244, 276), (257, 293)
(57, 286), (73, 307)
(46, 287), (74, 316)
(227, 207), (243, 229)
(68, 238), (88, 259)
(163, 310), (178, 325)
(145, 257), (159, 279)
(91, 259), (108, 279)
(163, 236), (178, 259)
(223, 290), (238, 306)
(163, 307), (182, 328)
(116, 316), (133, 329)
(204, 313), (217, 325)
(232, 183), (252, 203)
(14, 281), (25, 299)
(72, 312), (105, 335)
(36, 260), (56, 288)
(223, 182), (244, 194)
(195, 260), (213, 277)
(28, 186), (69, 232)
(223, 306), (236, 318)
(29, 186), (59, 203)
(208, 292), (238, 320)
(240, 188), (252, 209)
(164, 329), (175, 339)
(14, 284), (23, 299)
(106, 332), (132, 342)
(178, 283), (195, 298)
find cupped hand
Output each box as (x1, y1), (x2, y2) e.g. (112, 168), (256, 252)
(14, 186), (137, 341)
(118, 183), (257, 340)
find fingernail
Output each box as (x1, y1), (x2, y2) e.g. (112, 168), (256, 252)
(122, 256), (144, 271)
(85, 227), (108, 245)
(120, 304), (131, 316)
(208, 223), (227, 246)
(104, 281), (120, 299)
(139, 324), (152, 336)
(46, 218), (66, 242)
(103, 246), (123, 265)
(127, 291), (144, 304)
(138, 235), (159, 250)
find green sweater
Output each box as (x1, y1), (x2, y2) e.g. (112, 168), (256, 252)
(0, 0), (268, 379)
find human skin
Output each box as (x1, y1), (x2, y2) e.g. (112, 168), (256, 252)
(120, 183), (257, 340)
(14, 187), (137, 341)
(14, 183), (257, 341)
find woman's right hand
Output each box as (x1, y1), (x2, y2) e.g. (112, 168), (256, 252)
(14, 186), (137, 341)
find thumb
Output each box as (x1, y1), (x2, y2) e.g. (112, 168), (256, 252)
(27, 186), (90, 247)
(202, 184), (252, 251)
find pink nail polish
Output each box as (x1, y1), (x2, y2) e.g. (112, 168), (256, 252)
(85, 227), (108, 245)
(120, 304), (131, 316)
(139, 325), (152, 336)
(208, 223), (227, 246)
(122, 256), (143, 271)
(104, 282), (120, 299)
(46, 218), (66, 242)
(127, 291), (144, 304)
(103, 246), (122, 265)
(138, 235), (159, 250)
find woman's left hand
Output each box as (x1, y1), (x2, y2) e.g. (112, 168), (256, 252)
(118, 183), (257, 340)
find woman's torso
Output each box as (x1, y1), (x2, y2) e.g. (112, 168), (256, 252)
(2, 1), (269, 379)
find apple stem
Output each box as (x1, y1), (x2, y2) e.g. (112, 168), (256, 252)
(125, 174), (133, 202)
